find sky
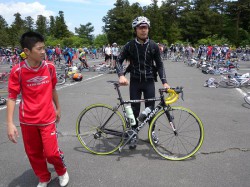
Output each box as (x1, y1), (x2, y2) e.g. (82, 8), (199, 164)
(0, 0), (157, 36)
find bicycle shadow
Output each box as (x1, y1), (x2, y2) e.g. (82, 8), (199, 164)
(8, 168), (61, 187)
(74, 139), (196, 162)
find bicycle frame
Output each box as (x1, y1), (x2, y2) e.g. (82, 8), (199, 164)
(96, 82), (177, 151)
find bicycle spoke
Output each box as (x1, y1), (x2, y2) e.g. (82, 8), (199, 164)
(76, 104), (125, 155)
(149, 107), (204, 160)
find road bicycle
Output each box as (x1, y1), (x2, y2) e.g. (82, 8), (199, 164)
(76, 81), (204, 160)
(218, 73), (250, 88)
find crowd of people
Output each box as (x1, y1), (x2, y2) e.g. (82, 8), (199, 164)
(1, 42), (249, 70)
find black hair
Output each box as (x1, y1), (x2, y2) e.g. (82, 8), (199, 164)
(20, 31), (44, 51)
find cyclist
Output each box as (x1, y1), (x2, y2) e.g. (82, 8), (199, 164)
(63, 47), (73, 66)
(46, 46), (54, 61)
(78, 49), (89, 70)
(55, 44), (62, 63)
(115, 16), (170, 148)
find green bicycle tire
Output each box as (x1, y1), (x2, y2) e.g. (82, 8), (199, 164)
(76, 103), (126, 155)
(148, 106), (204, 161)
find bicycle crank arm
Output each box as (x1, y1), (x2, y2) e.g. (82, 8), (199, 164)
(118, 136), (133, 153)
(119, 131), (137, 152)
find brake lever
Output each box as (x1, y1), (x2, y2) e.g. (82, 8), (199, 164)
(180, 86), (184, 101)
(175, 86), (184, 101)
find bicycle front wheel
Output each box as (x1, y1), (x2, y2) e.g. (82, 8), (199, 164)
(244, 95), (250, 105)
(148, 107), (204, 161)
(76, 104), (126, 155)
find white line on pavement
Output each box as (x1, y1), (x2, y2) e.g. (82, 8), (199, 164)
(0, 74), (104, 110)
(56, 74), (104, 90)
(236, 88), (247, 97)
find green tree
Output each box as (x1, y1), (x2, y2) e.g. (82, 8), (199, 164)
(25, 16), (34, 31)
(144, 0), (164, 42)
(160, 0), (188, 44)
(179, 0), (224, 44)
(75, 22), (94, 45)
(0, 15), (9, 47)
(49, 16), (56, 37)
(9, 13), (26, 47)
(54, 11), (71, 39)
(102, 0), (134, 45)
(224, 0), (250, 46)
(36, 15), (48, 36)
(93, 34), (108, 48)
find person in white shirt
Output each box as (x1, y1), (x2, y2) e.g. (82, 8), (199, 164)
(111, 43), (119, 69)
(104, 44), (112, 65)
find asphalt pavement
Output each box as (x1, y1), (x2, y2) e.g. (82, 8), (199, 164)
(1, 57), (250, 187)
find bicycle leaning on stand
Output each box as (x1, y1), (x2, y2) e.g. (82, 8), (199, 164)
(76, 81), (204, 160)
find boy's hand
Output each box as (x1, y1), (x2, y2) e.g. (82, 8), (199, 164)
(7, 123), (19, 143)
(56, 109), (61, 123)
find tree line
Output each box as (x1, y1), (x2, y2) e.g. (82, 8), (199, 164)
(0, 0), (249, 49)
(0, 11), (107, 48)
(103, 0), (250, 47)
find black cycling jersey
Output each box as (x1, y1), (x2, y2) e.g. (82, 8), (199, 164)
(116, 38), (167, 84)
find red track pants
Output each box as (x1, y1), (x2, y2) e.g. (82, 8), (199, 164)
(21, 123), (67, 182)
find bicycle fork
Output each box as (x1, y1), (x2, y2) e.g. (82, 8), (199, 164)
(165, 110), (178, 136)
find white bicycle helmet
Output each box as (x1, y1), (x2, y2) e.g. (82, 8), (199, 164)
(132, 16), (150, 28)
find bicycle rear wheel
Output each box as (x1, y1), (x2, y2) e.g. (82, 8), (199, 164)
(76, 103), (126, 155)
(148, 106), (204, 160)
(218, 80), (237, 88)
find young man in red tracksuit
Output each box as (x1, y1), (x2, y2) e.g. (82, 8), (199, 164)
(6, 31), (69, 187)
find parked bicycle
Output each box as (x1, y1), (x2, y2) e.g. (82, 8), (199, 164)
(76, 81), (204, 161)
(218, 73), (250, 88)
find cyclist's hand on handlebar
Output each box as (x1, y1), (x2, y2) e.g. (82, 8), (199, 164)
(163, 83), (170, 89)
(119, 75), (129, 86)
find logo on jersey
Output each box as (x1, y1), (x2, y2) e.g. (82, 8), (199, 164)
(26, 76), (49, 86)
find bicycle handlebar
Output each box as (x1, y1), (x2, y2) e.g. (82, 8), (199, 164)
(107, 81), (184, 105)
(159, 87), (184, 105)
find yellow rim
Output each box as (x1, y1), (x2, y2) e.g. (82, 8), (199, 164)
(149, 106), (204, 160)
(76, 103), (126, 155)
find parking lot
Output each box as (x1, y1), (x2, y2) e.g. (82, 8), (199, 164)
(1, 58), (250, 187)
